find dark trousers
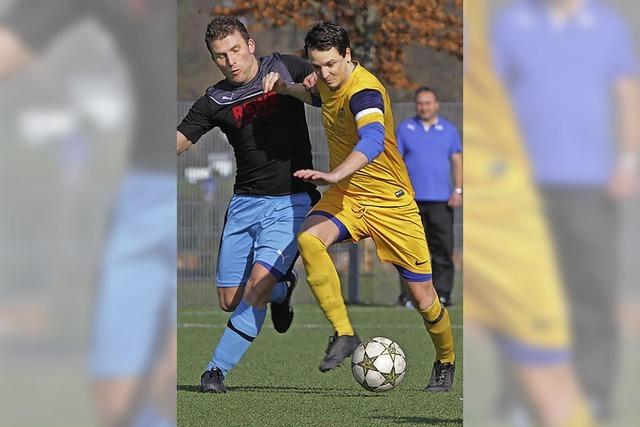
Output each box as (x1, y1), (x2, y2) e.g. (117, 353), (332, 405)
(499, 187), (619, 419)
(541, 187), (618, 414)
(418, 201), (455, 299)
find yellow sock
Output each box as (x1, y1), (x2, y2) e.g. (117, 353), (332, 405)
(297, 231), (354, 336)
(417, 298), (455, 364)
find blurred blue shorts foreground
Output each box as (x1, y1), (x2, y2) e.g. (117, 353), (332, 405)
(90, 172), (176, 378)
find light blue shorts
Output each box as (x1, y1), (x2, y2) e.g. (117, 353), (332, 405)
(90, 173), (176, 378)
(216, 192), (312, 287)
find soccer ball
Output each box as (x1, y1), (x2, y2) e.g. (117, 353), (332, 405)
(351, 337), (406, 392)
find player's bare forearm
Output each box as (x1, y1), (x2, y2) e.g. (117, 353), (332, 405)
(177, 131), (192, 155)
(330, 151), (369, 181)
(262, 71), (316, 105)
(280, 83), (314, 105)
(294, 151), (368, 186)
(0, 27), (34, 78)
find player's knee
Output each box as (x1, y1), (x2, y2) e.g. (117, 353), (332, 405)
(217, 286), (243, 312)
(218, 300), (237, 312)
(297, 231), (324, 257)
(414, 299), (434, 312)
(414, 291), (440, 311)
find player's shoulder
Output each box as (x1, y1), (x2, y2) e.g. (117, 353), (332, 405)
(259, 52), (280, 64)
(347, 66), (386, 103)
(259, 52), (302, 71)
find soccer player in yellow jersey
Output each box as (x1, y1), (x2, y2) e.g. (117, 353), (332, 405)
(262, 22), (456, 391)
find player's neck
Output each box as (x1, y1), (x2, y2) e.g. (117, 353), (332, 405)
(248, 57), (259, 81)
(347, 61), (356, 75)
(332, 61), (356, 92)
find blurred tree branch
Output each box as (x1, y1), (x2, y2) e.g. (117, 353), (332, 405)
(209, 0), (462, 89)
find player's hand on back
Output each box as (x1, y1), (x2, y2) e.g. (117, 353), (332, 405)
(262, 71), (288, 94)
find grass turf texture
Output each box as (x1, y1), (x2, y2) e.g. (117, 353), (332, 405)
(178, 304), (463, 426)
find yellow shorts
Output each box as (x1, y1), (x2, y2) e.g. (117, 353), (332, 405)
(464, 154), (570, 350)
(311, 187), (432, 281)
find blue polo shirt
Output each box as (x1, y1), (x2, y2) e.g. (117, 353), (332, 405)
(491, 0), (638, 185)
(397, 116), (462, 202)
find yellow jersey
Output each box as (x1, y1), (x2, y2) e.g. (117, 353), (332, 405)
(316, 63), (414, 207)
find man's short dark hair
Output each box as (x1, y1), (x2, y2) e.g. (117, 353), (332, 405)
(205, 16), (250, 55)
(304, 22), (350, 58)
(415, 86), (439, 101)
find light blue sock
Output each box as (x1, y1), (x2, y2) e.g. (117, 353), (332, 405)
(206, 299), (267, 377)
(270, 281), (288, 304)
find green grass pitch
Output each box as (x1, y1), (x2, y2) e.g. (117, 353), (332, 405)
(178, 304), (463, 426)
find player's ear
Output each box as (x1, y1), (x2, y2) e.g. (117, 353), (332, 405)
(344, 47), (351, 63)
(247, 38), (256, 54)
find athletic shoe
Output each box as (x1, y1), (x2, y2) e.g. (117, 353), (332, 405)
(425, 360), (455, 392)
(200, 367), (226, 393)
(271, 270), (298, 333)
(319, 333), (361, 372)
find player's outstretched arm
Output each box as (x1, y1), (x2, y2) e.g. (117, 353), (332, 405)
(261, 71), (318, 106)
(177, 131), (192, 155)
(294, 151), (369, 186)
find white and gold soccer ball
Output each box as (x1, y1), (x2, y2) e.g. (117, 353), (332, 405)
(351, 337), (406, 392)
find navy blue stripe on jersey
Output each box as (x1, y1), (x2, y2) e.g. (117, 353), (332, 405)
(348, 89), (384, 116)
(354, 122), (385, 163)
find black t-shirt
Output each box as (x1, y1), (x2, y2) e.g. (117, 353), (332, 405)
(178, 53), (317, 196)
(2, 0), (176, 171)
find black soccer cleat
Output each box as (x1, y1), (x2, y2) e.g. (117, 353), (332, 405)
(200, 368), (226, 393)
(425, 360), (456, 392)
(319, 333), (362, 372)
(270, 269), (298, 333)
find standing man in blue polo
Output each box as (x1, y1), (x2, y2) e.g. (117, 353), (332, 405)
(492, 0), (639, 421)
(396, 86), (462, 307)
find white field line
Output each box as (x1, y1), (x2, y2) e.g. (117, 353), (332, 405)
(178, 322), (463, 329)
(181, 306), (462, 317)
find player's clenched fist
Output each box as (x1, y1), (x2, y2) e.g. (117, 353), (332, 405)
(302, 72), (317, 90)
(262, 71), (288, 94)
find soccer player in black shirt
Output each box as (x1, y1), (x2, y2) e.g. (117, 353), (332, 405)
(177, 16), (319, 393)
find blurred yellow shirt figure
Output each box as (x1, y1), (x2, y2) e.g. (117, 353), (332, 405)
(463, 0), (569, 350)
